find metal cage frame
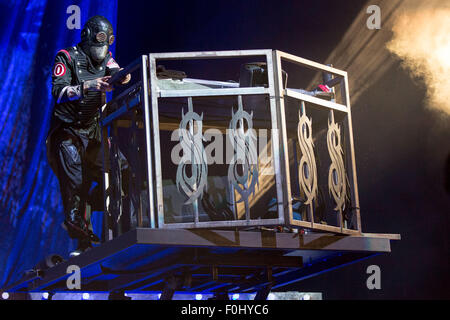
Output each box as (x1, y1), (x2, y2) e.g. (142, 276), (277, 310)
(101, 49), (362, 236)
(148, 50), (285, 229)
(273, 50), (361, 235)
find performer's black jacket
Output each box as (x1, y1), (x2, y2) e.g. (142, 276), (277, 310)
(46, 44), (121, 172)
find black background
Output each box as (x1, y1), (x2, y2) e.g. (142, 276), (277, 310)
(115, 0), (450, 299)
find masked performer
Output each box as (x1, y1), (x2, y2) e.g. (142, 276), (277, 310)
(46, 15), (130, 257)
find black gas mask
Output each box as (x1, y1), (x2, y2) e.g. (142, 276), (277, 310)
(80, 15), (115, 63)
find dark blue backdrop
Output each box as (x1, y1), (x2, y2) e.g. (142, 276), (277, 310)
(0, 0), (117, 287)
(0, 0), (364, 289)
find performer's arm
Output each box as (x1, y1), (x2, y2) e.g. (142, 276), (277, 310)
(105, 52), (131, 84)
(52, 51), (113, 104)
(51, 51), (83, 104)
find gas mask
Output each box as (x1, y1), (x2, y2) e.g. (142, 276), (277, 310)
(80, 15), (115, 63)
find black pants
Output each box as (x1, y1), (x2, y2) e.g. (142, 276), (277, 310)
(47, 121), (104, 236)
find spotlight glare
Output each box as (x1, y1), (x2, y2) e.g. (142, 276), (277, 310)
(82, 293), (90, 300)
(303, 294), (311, 300)
(1, 292), (9, 300)
(42, 292), (49, 300)
(232, 293), (239, 300)
(157, 293), (161, 300)
(195, 294), (203, 300)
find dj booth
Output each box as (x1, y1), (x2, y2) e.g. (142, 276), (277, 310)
(102, 49), (366, 235)
(5, 50), (400, 299)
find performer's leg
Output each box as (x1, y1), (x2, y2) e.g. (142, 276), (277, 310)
(83, 138), (105, 243)
(55, 136), (91, 240)
(85, 136), (134, 235)
(85, 140), (104, 212)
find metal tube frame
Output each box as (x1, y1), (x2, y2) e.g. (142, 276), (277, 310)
(148, 49), (286, 229)
(273, 50), (362, 235)
(101, 50), (362, 236)
(101, 55), (156, 238)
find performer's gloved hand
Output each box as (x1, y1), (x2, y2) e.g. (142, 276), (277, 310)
(119, 68), (131, 85)
(83, 76), (113, 93)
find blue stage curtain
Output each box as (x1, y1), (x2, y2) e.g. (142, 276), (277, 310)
(0, 0), (117, 287)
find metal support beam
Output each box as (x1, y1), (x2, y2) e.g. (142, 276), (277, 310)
(254, 284), (273, 300)
(159, 276), (178, 300)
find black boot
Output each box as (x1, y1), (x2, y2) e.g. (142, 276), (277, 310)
(87, 230), (100, 244)
(69, 238), (92, 257)
(64, 208), (90, 239)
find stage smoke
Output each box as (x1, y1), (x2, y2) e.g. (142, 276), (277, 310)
(387, 0), (450, 115)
